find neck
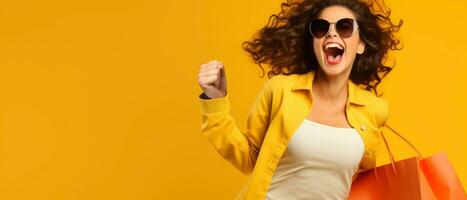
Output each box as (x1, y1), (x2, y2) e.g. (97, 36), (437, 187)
(312, 69), (349, 103)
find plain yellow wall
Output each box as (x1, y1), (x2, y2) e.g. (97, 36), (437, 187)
(0, 0), (465, 199)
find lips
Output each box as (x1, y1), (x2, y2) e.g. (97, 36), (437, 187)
(323, 42), (345, 65)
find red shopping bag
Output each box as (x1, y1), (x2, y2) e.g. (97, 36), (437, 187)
(348, 124), (467, 200)
(420, 151), (466, 200)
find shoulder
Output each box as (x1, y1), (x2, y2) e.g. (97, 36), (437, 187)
(357, 89), (389, 127)
(261, 73), (301, 94)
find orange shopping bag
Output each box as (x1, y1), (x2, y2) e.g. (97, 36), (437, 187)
(347, 124), (467, 200)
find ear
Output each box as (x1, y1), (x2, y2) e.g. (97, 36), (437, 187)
(357, 40), (365, 54)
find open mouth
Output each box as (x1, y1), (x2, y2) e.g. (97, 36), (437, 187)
(323, 43), (345, 65)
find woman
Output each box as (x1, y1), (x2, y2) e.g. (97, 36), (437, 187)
(197, 0), (402, 199)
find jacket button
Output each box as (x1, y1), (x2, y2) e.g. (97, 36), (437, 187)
(361, 124), (366, 131)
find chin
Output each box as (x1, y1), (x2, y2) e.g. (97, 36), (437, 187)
(318, 60), (350, 78)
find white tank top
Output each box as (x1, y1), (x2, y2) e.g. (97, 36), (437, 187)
(265, 118), (365, 200)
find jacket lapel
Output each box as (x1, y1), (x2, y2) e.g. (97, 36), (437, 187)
(281, 70), (368, 145)
(291, 70), (367, 107)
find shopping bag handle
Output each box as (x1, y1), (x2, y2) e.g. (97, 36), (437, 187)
(375, 123), (424, 177)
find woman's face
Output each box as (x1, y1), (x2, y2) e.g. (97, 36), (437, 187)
(312, 5), (365, 78)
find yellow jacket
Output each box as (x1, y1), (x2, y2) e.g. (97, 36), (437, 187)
(199, 70), (389, 200)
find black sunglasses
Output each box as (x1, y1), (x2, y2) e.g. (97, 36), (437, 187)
(309, 18), (359, 38)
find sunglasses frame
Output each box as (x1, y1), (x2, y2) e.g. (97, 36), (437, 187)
(308, 18), (359, 39)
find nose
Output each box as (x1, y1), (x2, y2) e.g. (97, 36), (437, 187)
(326, 24), (338, 38)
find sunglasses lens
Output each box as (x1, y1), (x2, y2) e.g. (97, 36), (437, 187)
(310, 19), (329, 38)
(336, 18), (355, 38)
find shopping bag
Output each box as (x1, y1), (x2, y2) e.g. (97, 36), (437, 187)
(420, 151), (466, 200)
(347, 124), (466, 200)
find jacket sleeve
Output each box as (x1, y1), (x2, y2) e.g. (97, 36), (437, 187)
(198, 83), (272, 175)
(371, 97), (390, 167)
(352, 98), (389, 182)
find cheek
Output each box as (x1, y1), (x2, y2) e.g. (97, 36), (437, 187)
(345, 39), (360, 56)
(312, 39), (322, 56)
(347, 35), (360, 56)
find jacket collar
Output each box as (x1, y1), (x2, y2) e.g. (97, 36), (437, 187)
(291, 70), (366, 106)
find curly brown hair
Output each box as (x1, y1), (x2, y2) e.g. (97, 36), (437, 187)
(242, 0), (403, 96)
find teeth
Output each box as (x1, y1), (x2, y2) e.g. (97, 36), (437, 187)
(324, 43), (344, 50)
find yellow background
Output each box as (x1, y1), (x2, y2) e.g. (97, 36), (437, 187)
(0, 0), (465, 199)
